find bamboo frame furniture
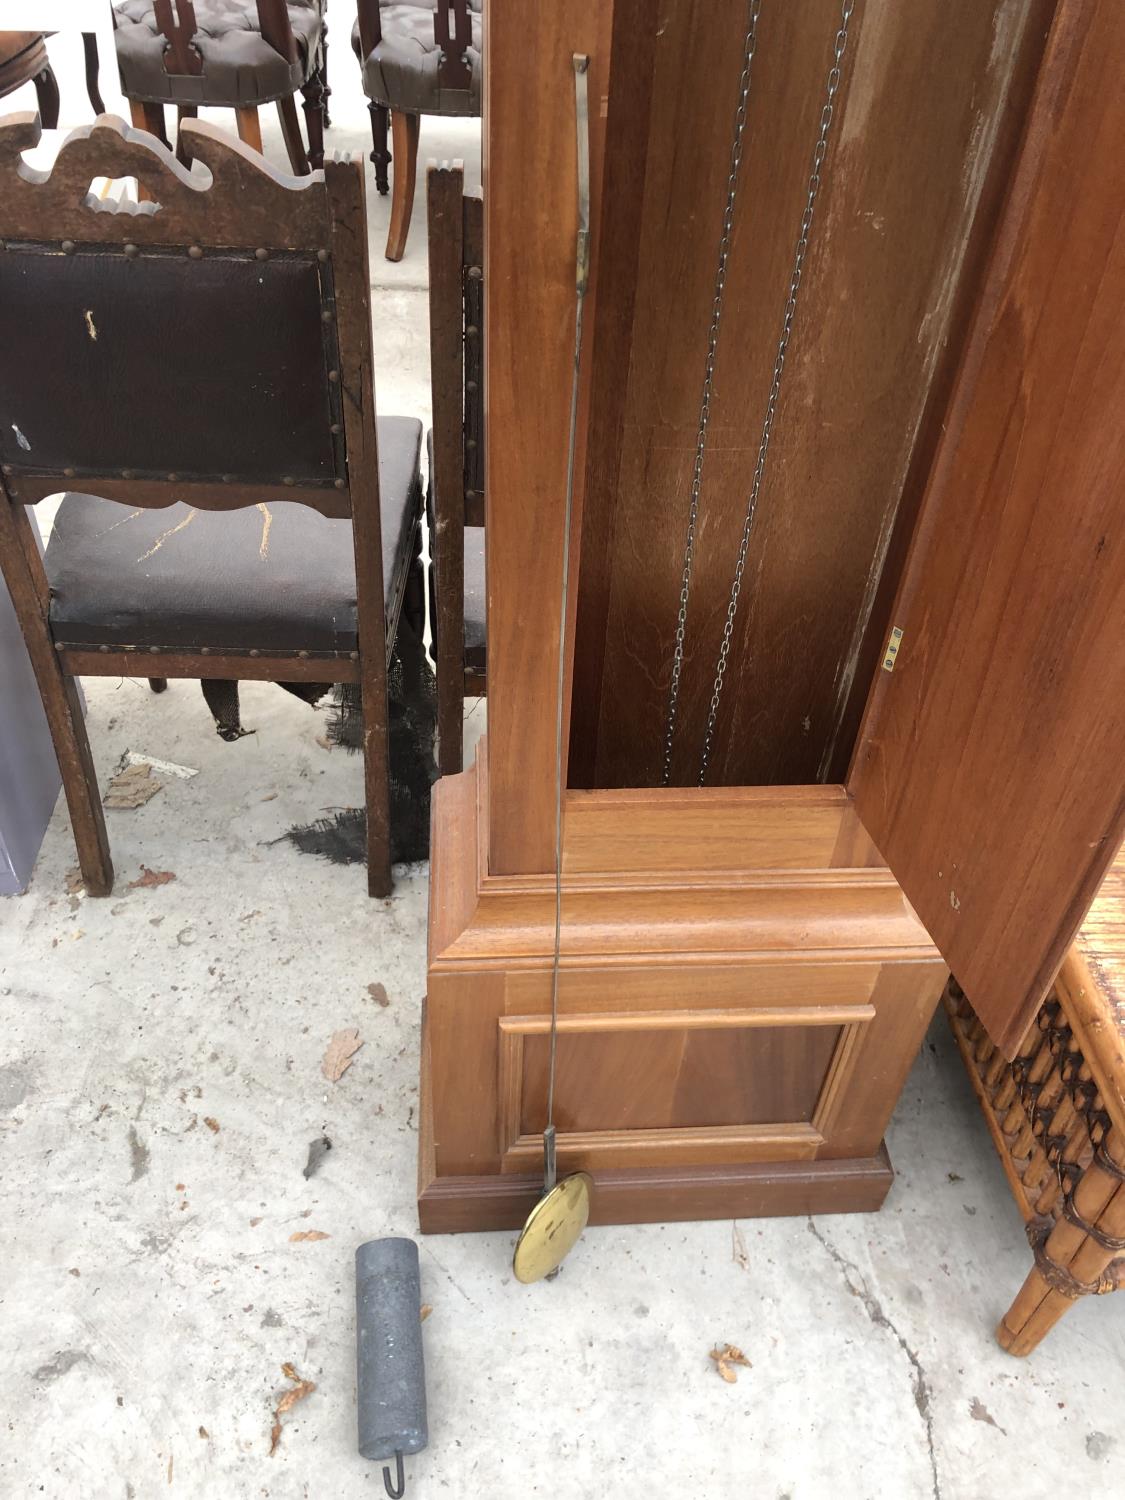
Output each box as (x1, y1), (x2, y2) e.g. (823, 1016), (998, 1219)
(354, 0), (480, 262)
(945, 841), (1125, 1355)
(420, 0), (1125, 1235)
(426, 161), (485, 775)
(0, 112), (410, 898)
(111, 0), (327, 173)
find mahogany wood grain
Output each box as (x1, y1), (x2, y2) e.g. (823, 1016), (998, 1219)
(385, 111), (419, 263)
(482, 0), (613, 873)
(569, 0), (1054, 791)
(235, 106), (263, 155)
(851, 0), (1125, 1056)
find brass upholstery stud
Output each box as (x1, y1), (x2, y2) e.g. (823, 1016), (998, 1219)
(167, 472), (178, 482)
(466, 380), (478, 393)
(222, 474), (233, 484)
(334, 478), (346, 490)
(121, 469), (133, 479)
(282, 475), (295, 486)
(466, 325), (479, 338)
(255, 247), (269, 261)
(54, 642), (64, 651)
(124, 243), (139, 258)
(64, 467), (76, 478)
(349, 651), (359, 661)
(321, 308), (333, 322)
(249, 649), (260, 658)
(200, 646), (211, 655)
(61, 240), (75, 254)
(99, 644), (110, 653)
(330, 423), (342, 435)
(298, 650), (310, 660)
(317, 248), (329, 263)
(1, 464), (11, 475)
(328, 370), (339, 384)
(467, 265), (482, 279)
(150, 646), (162, 655)
(188, 245), (203, 259)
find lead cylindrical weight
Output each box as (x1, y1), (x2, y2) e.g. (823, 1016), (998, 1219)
(356, 1237), (428, 1463)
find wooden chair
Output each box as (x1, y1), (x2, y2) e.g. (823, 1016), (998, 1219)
(111, 0), (328, 173)
(0, 111), (423, 897)
(0, 31), (105, 125)
(426, 161), (484, 775)
(353, 0), (481, 261)
(944, 838), (1125, 1352)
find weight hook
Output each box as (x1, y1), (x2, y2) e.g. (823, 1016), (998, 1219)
(383, 1451), (406, 1499)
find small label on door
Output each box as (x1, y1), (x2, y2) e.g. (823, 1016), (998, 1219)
(882, 626), (904, 672)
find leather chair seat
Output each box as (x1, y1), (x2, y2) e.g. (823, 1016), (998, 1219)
(45, 416), (422, 655)
(113, 0), (322, 107)
(351, 1), (481, 117)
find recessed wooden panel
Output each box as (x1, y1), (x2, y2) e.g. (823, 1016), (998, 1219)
(851, 0), (1125, 1056)
(518, 1022), (841, 1134)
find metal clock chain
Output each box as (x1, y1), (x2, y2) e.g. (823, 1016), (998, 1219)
(662, 0), (857, 785)
(662, 0), (762, 787)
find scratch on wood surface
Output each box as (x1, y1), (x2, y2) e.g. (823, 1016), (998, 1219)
(136, 508), (197, 562)
(84, 308), (97, 340)
(257, 502), (273, 559)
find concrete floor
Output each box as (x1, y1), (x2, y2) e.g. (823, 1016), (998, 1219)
(1, 15), (1123, 1499)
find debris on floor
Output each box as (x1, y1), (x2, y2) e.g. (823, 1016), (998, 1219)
(127, 866), (176, 890)
(103, 762), (162, 808)
(709, 1344), (751, 1384)
(269, 1363), (316, 1456)
(321, 1028), (364, 1082)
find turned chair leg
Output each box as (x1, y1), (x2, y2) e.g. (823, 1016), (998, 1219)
(33, 64), (60, 129)
(368, 101), (390, 194)
(299, 70), (326, 171)
(235, 106), (263, 154)
(320, 22), (331, 128)
(148, 679), (168, 694)
(277, 94), (310, 174)
(385, 111), (420, 262)
(82, 32), (105, 115)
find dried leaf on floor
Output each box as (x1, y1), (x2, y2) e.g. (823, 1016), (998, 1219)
(289, 1230), (330, 1243)
(366, 982), (391, 1008)
(315, 734), (333, 751)
(321, 1028), (363, 1082)
(269, 1362), (316, 1455)
(104, 762), (162, 809)
(302, 1135), (332, 1180)
(128, 866), (177, 890)
(64, 868), (85, 895)
(970, 1397), (1005, 1434)
(732, 1222), (750, 1271)
(203, 1117), (220, 1133)
(709, 1343), (751, 1383)
(260, 792), (278, 803)
(420, 1304), (433, 1322)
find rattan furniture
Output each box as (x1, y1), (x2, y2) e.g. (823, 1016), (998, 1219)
(945, 840), (1125, 1353)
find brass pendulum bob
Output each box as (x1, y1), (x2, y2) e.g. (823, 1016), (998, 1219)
(512, 53), (594, 1285)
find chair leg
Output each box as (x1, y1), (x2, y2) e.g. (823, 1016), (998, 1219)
(129, 98), (169, 146)
(175, 105), (197, 167)
(0, 504), (113, 897)
(385, 112), (420, 262)
(299, 70), (326, 171)
(33, 64), (61, 130)
(368, 102), (390, 194)
(277, 95), (310, 174)
(361, 656), (393, 898)
(82, 32), (105, 115)
(148, 678), (168, 694)
(235, 106), (263, 154)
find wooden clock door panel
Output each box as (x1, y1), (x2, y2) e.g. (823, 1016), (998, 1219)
(850, 0), (1125, 1056)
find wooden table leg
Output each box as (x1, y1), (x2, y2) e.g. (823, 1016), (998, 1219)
(385, 111), (419, 262)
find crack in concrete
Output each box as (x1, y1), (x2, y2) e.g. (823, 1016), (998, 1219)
(806, 1218), (940, 1500)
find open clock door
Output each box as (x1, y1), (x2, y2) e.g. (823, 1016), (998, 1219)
(849, 0), (1125, 1058)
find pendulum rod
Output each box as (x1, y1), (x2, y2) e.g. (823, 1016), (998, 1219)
(510, 52), (595, 1287)
(697, 0), (856, 784)
(661, 0), (763, 787)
